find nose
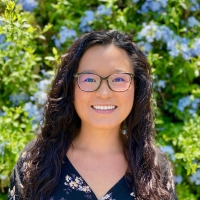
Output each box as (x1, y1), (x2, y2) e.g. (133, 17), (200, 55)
(95, 80), (113, 99)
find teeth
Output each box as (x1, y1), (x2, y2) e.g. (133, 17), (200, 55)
(93, 105), (116, 110)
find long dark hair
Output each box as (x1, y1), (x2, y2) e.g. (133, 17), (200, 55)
(23, 30), (175, 199)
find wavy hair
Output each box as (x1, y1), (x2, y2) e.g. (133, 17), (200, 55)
(23, 30), (175, 199)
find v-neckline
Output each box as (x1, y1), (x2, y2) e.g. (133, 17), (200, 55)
(65, 155), (125, 200)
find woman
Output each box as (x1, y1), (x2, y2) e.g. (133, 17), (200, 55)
(9, 30), (177, 200)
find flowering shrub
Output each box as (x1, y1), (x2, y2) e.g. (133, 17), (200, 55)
(0, 0), (199, 199)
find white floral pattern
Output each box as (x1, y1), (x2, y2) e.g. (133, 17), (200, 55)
(8, 186), (15, 200)
(101, 192), (116, 200)
(64, 174), (91, 193)
(62, 173), (134, 200)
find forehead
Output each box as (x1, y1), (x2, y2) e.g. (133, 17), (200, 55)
(77, 44), (133, 74)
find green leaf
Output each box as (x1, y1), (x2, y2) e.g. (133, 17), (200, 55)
(45, 56), (55, 61)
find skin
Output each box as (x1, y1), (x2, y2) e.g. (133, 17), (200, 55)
(67, 44), (135, 199)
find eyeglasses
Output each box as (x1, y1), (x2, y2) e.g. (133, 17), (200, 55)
(74, 72), (134, 92)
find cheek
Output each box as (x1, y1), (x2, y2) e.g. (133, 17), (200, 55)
(74, 85), (92, 112)
(123, 85), (135, 111)
(74, 85), (82, 110)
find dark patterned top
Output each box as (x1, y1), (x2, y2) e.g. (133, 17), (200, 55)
(49, 156), (135, 200)
(8, 141), (177, 200)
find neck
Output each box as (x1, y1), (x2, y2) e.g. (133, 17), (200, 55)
(72, 124), (124, 154)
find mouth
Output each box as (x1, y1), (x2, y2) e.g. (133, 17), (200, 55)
(91, 105), (117, 110)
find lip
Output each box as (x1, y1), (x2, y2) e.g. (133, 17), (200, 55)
(91, 105), (117, 114)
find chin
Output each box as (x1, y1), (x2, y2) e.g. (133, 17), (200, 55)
(90, 121), (121, 130)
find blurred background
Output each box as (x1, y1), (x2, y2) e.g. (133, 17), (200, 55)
(0, 0), (200, 199)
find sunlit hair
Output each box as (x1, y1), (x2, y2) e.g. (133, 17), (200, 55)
(23, 30), (176, 199)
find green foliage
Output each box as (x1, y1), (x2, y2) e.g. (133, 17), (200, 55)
(0, 0), (41, 196)
(0, 2), (40, 108)
(0, 0), (200, 199)
(176, 183), (197, 200)
(0, 106), (35, 194)
(176, 116), (200, 174)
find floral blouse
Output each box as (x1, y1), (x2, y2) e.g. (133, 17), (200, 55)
(8, 141), (177, 200)
(49, 156), (135, 200)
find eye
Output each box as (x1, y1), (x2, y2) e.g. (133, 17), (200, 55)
(112, 77), (125, 82)
(84, 78), (96, 82)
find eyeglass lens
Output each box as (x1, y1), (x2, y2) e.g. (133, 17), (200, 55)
(78, 73), (131, 91)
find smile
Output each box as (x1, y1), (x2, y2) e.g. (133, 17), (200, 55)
(92, 105), (117, 110)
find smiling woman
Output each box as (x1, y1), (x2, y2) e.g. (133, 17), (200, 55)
(9, 30), (177, 200)
(73, 45), (134, 131)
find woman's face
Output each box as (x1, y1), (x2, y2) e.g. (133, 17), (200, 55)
(74, 44), (135, 131)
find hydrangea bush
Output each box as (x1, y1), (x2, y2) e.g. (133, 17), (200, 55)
(0, 0), (199, 199)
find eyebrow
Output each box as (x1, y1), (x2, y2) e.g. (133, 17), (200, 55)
(80, 69), (129, 73)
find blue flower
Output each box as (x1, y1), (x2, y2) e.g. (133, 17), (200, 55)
(9, 93), (29, 106)
(191, 38), (200, 57)
(31, 91), (47, 105)
(191, 98), (200, 110)
(0, 111), (5, 117)
(140, 0), (168, 13)
(149, 1), (161, 12)
(23, 78), (52, 131)
(190, 0), (200, 12)
(37, 79), (51, 92)
(0, 23), (9, 51)
(180, 43), (192, 60)
(30, 79), (50, 105)
(24, 102), (38, 118)
(0, 142), (8, 157)
(157, 80), (166, 89)
(166, 36), (191, 59)
(160, 145), (176, 161)
(138, 22), (174, 44)
(96, 5), (111, 16)
(52, 35), (61, 49)
(178, 96), (200, 115)
(52, 27), (76, 48)
(166, 37), (178, 52)
(159, 0), (168, 7)
(188, 109), (196, 116)
(174, 175), (182, 184)
(177, 96), (191, 112)
(188, 16), (199, 27)
(23, 102), (44, 130)
(141, 3), (149, 13)
(17, 0), (38, 12)
(137, 22), (158, 43)
(79, 10), (94, 33)
(137, 22), (193, 60)
(143, 42), (153, 52)
(168, 48), (179, 58)
(59, 26), (76, 44)
(190, 169), (200, 185)
(79, 5), (111, 33)
(0, 34), (5, 44)
(153, 79), (166, 91)
(159, 26), (173, 41)
(41, 69), (52, 78)
(137, 41), (153, 53)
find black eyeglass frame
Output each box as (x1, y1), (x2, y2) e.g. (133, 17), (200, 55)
(74, 72), (135, 92)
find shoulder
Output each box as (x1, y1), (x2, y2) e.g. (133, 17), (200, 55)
(156, 147), (172, 168)
(16, 140), (37, 166)
(155, 147), (174, 177)
(21, 139), (36, 153)
(9, 140), (37, 200)
(156, 147), (177, 200)
(13, 139), (37, 175)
